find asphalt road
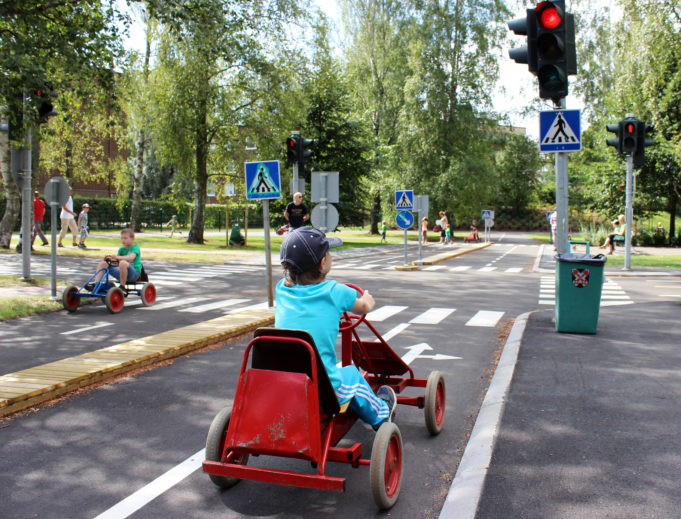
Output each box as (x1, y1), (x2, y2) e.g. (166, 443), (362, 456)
(1, 234), (651, 518)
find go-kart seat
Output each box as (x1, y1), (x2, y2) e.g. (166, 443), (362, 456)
(251, 328), (341, 416)
(126, 266), (149, 285)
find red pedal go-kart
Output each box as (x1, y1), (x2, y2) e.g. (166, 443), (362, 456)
(62, 258), (156, 314)
(202, 284), (446, 510)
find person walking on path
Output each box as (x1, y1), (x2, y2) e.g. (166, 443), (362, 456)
(164, 215), (180, 237)
(31, 191), (49, 247)
(421, 217), (428, 243)
(381, 221), (387, 243)
(77, 204), (91, 249)
(58, 186), (78, 248)
(284, 192), (309, 231)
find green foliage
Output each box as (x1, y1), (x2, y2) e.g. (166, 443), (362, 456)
(494, 133), (541, 215)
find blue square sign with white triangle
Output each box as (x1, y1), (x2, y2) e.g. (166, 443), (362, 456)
(539, 109), (581, 153)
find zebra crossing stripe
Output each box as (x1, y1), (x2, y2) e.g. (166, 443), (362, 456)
(450, 266), (471, 272)
(423, 265), (447, 271)
(366, 305), (408, 322)
(505, 267), (523, 273)
(465, 311), (505, 327)
(409, 308), (455, 325)
(180, 298), (251, 313)
(479, 267), (497, 272)
(141, 297), (203, 310)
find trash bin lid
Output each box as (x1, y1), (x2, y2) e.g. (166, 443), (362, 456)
(554, 252), (607, 266)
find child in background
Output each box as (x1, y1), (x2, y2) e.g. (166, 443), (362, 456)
(77, 204), (91, 249)
(275, 228), (396, 430)
(164, 215), (180, 237)
(444, 223), (452, 245)
(381, 221), (387, 243)
(421, 217), (428, 243)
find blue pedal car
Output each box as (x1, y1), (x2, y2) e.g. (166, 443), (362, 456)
(62, 258), (156, 314)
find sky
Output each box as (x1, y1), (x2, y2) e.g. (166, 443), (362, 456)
(119, 0), (621, 142)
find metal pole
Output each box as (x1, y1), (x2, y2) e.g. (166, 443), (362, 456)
(320, 172), (327, 232)
(50, 203), (58, 299)
(21, 128), (32, 280)
(624, 154), (633, 270)
(225, 199), (229, 246)
(292, 130), (300, 197)
(263, 199), (274, 307)
(554, 98), (569, 255)
(403, 229), (408, 266)
(418, 211), (423, 265)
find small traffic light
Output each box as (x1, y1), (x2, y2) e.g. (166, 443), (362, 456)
(622, 119), (637, 154)
(508, 9), (537, 72)
(286, 135), (299, 163)
(606, 122), (622, 153)
(299, 137), (314, 164)
(633, 121), (656, 169)
(33, 87), (57, 123)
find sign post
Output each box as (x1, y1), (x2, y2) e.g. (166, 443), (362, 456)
(224, 183), (235, 247)
(310, 171), (339, 233)
(395, 190), (414, 267)
(245, 160), (282, 307)
(44, 177), (70, 299)
(481, 210), (494, 243)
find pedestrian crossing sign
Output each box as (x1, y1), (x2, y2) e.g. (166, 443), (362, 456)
(245, 161), (282, 200)
(539, 109), (581, 153)
(395, 190), (414, 210)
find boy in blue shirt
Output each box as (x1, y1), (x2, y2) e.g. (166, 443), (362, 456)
(275, 227), (396, 430)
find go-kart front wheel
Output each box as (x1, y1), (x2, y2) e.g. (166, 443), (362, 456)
(141, 282), (156, 306)
(104, 286), (125, 314)
(424, 371), (446, 435)
(62, 285), (80, 313)
(370, 421), (403, 510)
(205, 407), (249, 489)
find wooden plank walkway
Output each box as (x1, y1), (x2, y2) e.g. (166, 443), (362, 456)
(417, 242), (493, 266)
(0, 308), (274, 418)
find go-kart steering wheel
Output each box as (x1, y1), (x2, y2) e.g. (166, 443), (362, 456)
(339, 283), (367, 332)
(105, 257), (119, 267)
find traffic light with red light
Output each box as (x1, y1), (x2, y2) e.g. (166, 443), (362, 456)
(286, 135), (299, 163)
(621, 119), (637, 155)
(285, 133), (315, 165)
(534, 1), (576, 101)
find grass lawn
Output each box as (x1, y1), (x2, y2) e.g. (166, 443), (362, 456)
(0, 275), (63, 320)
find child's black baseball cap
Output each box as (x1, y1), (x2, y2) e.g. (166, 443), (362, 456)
(280, 227), (342, 273)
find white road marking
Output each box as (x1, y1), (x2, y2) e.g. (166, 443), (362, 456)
(423, 265), (447, 271)
(410, 308), (456, 325)
(61, 322), (114, 336)
(505, 267), (523, 273)
(381, 323), (410, 342)
(180, 298), (250, 313)
(92, 449), (205, 519)
(450, 266), (472, 271)
(141, 297), (202, 310)
(227, 301), (270, 313)
(479, 266), (497, 272)
(465, 310), (505, 327)
(366, 305), (408, 322)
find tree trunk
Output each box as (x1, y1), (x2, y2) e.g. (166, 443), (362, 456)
(0, 122), (20, 248)
(370, 189), (380, 234)
(669, 194), (677, 244)
(130, 128), (145, 232)
(187, 106), (208, 244)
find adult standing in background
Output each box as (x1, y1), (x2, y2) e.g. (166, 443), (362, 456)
(58, 185), (78, 248)
(32, 191), (49, 247)
(438, 211), (448, 244)
(284, 192), (309, 231)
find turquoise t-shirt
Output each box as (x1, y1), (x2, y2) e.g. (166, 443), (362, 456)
(117, 243), (142, 273)
(274, 278), (357, 393)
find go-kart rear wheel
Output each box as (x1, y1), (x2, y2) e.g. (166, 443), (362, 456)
(62, 285), (80, 312)
(141, 283), (156, 306)
(370, 422), (403, 510)
(205, 407), (249, 489)
(104, 286), (125, 314)
(424, 371), (446, 435)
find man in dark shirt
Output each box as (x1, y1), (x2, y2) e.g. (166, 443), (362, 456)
(284, 192), (309, 230)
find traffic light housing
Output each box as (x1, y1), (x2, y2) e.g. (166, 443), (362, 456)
(285, 134), (314, 164)
(606, 122), (622, 153)
(300, 137), (314, 164)
(633, 122), (655, 169)
(621, 119), (637, 155)
(534, 1), (576, 101)
(508, 9), (537, 72)
(286, 135), (299, 164)
(35, 87), (57, 123)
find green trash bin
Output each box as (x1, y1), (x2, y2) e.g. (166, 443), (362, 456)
(555, 252), (607, 333)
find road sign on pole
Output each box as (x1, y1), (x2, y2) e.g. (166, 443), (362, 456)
(395, 190), (414, 210)
(245, 161), (282, 200)
(540, 109), (581, 153)
(396, 210), (414, 229)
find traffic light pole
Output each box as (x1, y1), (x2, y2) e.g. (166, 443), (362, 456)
(624, 153), (634, 270)
(554, 98), (569, 255)
(291, 131), (299, 197)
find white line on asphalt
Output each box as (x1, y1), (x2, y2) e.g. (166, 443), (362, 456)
(354, 264), (383, 270)
(465, 311), (505, 327)
(505, 267), (523, 273)
(450, 266), (472, 271)
(92, 448), (205, 519)
(140, 297), (202, 310)
(381, 322), (410, 342)
(478, 266), (497, 272)
(366, 305), (408, 322)
(659, 294), (681, 297)
(409, 308), (456, 325)
(227, 301), (270, 313)
(147, 280), (181, 286)
(180, 298), (251, 313)
(422, 265), (447, 271)
(439, 312), (530, 519)
(61, 322), (115, 335)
